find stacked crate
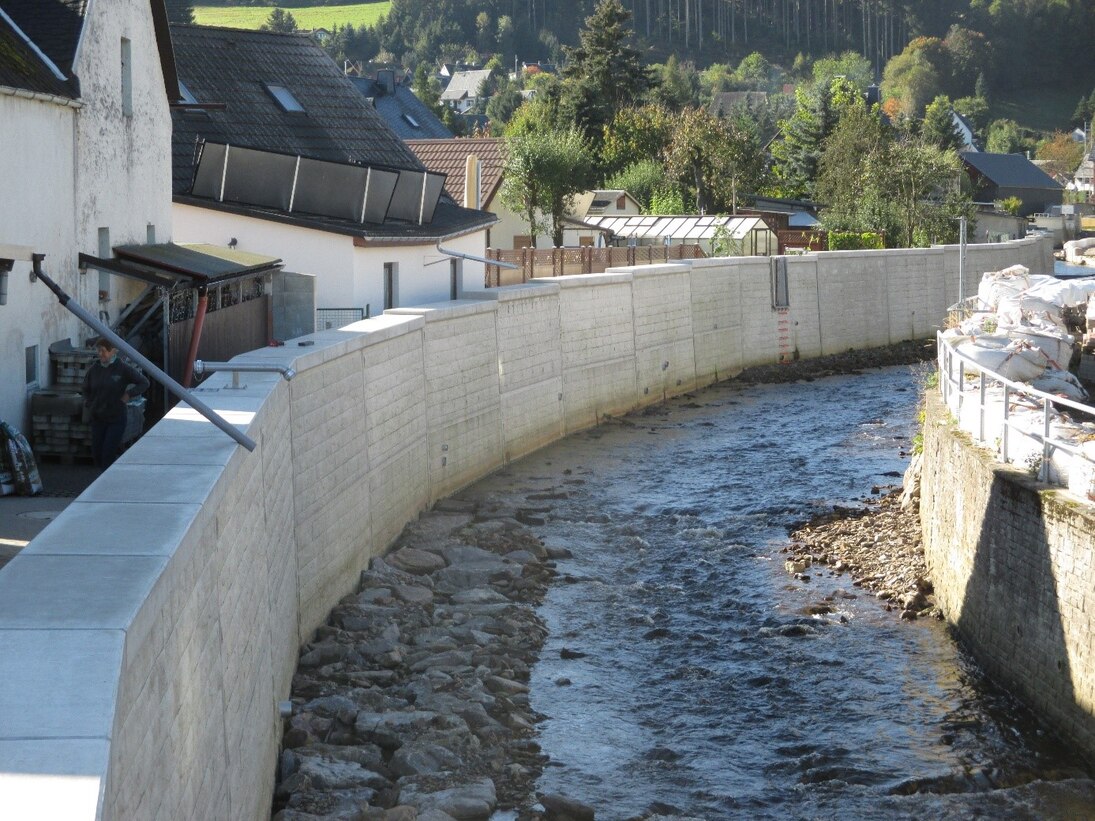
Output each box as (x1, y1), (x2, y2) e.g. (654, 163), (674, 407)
(30, 345), (98, 460)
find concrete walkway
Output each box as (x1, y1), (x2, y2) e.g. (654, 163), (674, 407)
(0, 461), (99, 571)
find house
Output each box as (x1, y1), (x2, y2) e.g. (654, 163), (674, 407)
(170, 25), (497, 320)
(408, 137), (538, 249)
(1073, 151), (1095, 195)
(348, 68), (452, 140)
(961, 152), (1065, 216)
(951, 110), (979, 152)
(0, 0), (178, 431)
(440, 68), (493, 114)
(573, 190), (643, 219)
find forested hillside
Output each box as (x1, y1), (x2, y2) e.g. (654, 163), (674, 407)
(178, 1), (1095, 90)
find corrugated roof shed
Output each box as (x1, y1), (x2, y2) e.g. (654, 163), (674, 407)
(170, 24), (425, 194)
(407, 138), (506, 209)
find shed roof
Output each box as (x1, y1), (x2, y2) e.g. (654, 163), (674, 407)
(0, 11), (74, 98)
(962, 152), (1064, 191)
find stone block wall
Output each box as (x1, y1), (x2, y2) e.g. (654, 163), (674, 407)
(0, 236), (1052, 821)
(921, 390), (1095, 762)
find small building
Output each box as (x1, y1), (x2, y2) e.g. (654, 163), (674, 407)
(569, 215), (776, 257)
(171, 25), (496, 321)
(572, 190), (643, 219)
(440, 68), (493, 114)
(961, 152), (1065, 216)
(951, 110), (980, 152)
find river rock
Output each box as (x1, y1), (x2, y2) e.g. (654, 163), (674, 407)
(390, 742), (463, 777)
(388, 547), (447, 575)
(295, 754), (390, 791)
(394, 583), (434, 604)
(398, 777), (497, 819)
(540, 792), (596, 820)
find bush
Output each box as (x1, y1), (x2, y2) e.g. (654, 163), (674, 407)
(827, 231), (884, 251)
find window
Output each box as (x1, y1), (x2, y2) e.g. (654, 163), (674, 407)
(616, 194), (627, 210)
(770, 257), (789, 309)
(25, 345), (38, 387)
(177, 80), (199, 105)
(450, 258), (461, 300)
(120, 38), (132, 117)
(383, 262), (397, 310)
(402, 113), (421, 129)
(265, 83), (304, 113)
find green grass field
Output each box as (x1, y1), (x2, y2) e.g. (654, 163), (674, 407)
(990, 80), (1090, 134)
(193, 3), (391, 31)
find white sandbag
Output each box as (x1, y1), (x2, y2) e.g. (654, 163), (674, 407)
(954, 338), (1049, 383)
(977, 265), (1031, 310)
(1031, 368), (1088, 401)
(1008, 329), (1074, 367)
(1064, 237), (1095, 263)
(1024, 276), (1095, 308)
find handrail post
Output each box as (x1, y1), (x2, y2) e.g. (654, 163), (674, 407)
(1041, 397), (1052, 482)
(978, 372), (986, 442)
(1002, 385), (1010, 463)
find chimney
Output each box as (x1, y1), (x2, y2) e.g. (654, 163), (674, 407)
(465, 154), (481, 210)
(377, 68), (395, 95)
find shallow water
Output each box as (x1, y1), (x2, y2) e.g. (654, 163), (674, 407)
(465, 365), (1095, 819)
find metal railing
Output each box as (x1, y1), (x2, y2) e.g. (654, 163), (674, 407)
(937, 329), (1095, 484)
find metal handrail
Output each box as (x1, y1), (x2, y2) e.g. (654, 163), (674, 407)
(936, 329), (1095, 484)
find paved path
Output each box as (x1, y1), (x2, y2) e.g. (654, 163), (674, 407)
(0, 461), (99, 571)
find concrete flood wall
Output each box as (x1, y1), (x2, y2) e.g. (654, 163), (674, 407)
(921, 391), (1095, 762)
(0, 237), (1050, 820)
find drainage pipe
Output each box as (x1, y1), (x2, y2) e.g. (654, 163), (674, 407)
(31, 256), (257, 451)
(182, 286), (209, 388)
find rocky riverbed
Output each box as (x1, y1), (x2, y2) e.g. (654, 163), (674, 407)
(273, 500), (565, 820)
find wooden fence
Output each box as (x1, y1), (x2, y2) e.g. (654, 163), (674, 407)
(485, 245), (706, 287)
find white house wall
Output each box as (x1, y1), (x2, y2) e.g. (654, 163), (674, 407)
(174, 202), (488, 318)
(0, 0), (173, 431)
(0, 96), (80, 430)
(73, 1), (174, 270)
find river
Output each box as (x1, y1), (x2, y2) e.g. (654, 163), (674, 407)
(462, 365), (1095, 819)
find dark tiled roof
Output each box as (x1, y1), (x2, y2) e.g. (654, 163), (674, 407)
(407, 138), (506, 209)
(174, 194), (496, 243)
(170, 24), (425, 193)
(0, 13), (76, 97)
(348, 76), (453, 140)
(962, 152), (1064, 190)
(1, 0), (85, 76)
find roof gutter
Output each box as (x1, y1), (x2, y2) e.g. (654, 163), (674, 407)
(0, 85), (82, 109)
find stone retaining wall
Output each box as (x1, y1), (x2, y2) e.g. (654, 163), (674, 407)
(0, 237), (1050, 820)
(921, 389), (1095, 763)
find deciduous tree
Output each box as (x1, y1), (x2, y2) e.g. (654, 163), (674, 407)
(665, 107), (763, 214)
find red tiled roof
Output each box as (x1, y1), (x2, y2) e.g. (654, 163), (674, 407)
(407, 138), (506, 209)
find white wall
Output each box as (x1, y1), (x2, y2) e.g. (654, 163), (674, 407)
(0, 0), (172, 432)
(0, 236), (1052, 821)
(173, 203), (488, 318)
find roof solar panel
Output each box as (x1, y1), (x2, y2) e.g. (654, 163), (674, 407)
(293, 157), (370, 221)
(222, 146), (296, 210)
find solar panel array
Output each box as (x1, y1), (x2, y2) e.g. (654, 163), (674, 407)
(191, 141), (446, 226)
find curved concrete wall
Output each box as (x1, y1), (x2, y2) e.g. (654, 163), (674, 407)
(0, 237), (1050, 820)
(921, 390), (1095, 763)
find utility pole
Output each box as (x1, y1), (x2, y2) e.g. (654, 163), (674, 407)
(958, 216), (967, 304)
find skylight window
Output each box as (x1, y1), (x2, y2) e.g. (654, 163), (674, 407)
(265, 83), (304, 113)
(178, 80), (199, 105)
(403, 113), (421, 129)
